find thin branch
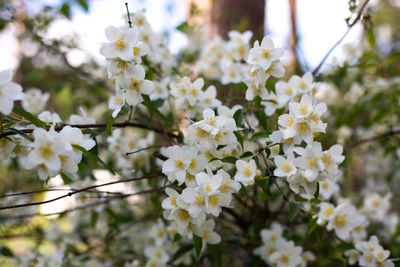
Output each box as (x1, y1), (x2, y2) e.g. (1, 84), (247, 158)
(126, 145), (168, 156)
(243, 114), (288, 201)
(0, 174), (165, 210)
(0, 187), (166, 221)
(125, 2), (132, 28)
(0, 121), (179, 140)
(344, 129), (400, 152)
(312, 0), (370, 75)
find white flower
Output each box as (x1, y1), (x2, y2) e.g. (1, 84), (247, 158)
(326, 202), (365, 240)
(234, 159), (257, 186)
(194, 219), (221, 245)
(38, 111), (62, 124)
(22, 88), (49, 114)
(23, 127), (68, 179)
(0, 69), (23, 115)
(344, 249), (360, 265)
(144, 246), (169, 264)
(274, 154), (297, 177)
(246, 36), (283, 71)
(100, 26), (139, 61)
(109, 90), (125, 118)
(289, 72), (314, 94)
(162, 145), (193, 185)
(317, 202), (336, 225)
(116, 64), (153, 106)
(181, 187), (206, 217)
(269, 240), (303, 267)
(161, 188), (180, 210)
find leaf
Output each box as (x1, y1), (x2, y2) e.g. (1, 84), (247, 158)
(251, 130), (271, 140)
(60, 3), (71, 18)
(233, 131), (243, 149)
(240, 151), (253, 158)
(76, 0), (89, 11)
(255, 179), (271, 196)
(12, 106), (46, 128)
(72, 144), (115, 175)
(169, 244), (194, 263)
(289, 202), (300, 221)
(221, 156), (237, 164)
(90, 211), (99, 228)
(233, 109), (243, 128)
(0, 246), (13, 257)
(60, 172), (74, 184)
(105, 113), (116, 137)
(142, 94), (169, 126)
(193, 234), (202, 258)
(7, 127), (33, 141)
(314, 182), (320, 199)
(216, 145), (227, 150)
(294, 194), (307, 202)
(208, 244), (222, 267)
(176, 22), (191, 33)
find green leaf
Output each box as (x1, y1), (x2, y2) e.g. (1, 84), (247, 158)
(233, 109), (243, 128)
(240, 151), (253, 158)
(193, 234), (202, 258)
(176, 22), (191, 33)
(60, 3), (71, 18)
(208, 244), (222, 267)
(289, 202), (300, 221)
(90, 211), (99, 228)
(294, 194), (307, 202)
(255, 179), (271, 196)
(72, 144), (115, 175)
(105, 113), (116, 137)
(7, 127), (33, 141)
(221, 156), (237, 164)
(169, 244), (194, 263)
(60, 172), (74, 184)
(251, 130), (271, 140)
(233, 131), (243, 149)
(142, 94), (169, 126)
(216, 145), (227, 150)
(0, 246), (13, 257)
(76, 0), (89, 11)
(314, 182), (320, 199)
(12, 106), (46, 128)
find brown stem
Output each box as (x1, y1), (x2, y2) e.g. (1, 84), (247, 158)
(312, 0), (370, 75)
(0, 186), (166, 221)
(0, 122), (178, 140)
(0, 174), (165, 210)
(243, 114), (288, 201)
(344, 129), (400, 152)
(126, 145), (168, 156)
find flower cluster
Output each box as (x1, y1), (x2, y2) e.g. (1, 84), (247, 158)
(253, 222), (315, 267)
(21, 126), (95, 180)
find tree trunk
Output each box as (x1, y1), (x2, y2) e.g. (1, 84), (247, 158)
(187, 0), (266, 41)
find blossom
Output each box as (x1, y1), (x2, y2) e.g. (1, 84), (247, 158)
(116, 64), (153, 106)
(100, 26), (139, 61)
(246, 36), (283, 71)
(234, 159), (257, 186)
(0, 69), (23, 115)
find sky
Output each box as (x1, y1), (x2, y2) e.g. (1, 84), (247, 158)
(0, 0), (363, 72)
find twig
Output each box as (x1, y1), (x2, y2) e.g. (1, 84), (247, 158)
(126, 145), (168, 156)
(0, 187), (166, 221)
(0, 121), (179, 140)
(312, 0), (370, 75)
(125, 2), (132, 28)
(243, 114), (288, 201)
(153, 151), (168, 161)
(344, 129), (400, 152)
(0, 174), (165, 210)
